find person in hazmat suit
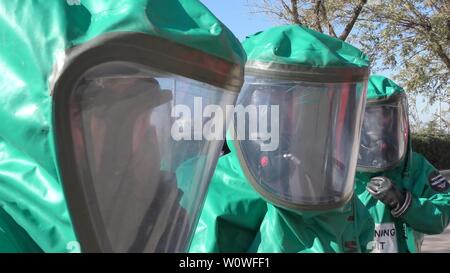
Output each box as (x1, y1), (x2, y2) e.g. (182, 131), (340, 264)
(355, 75), (450, 253)
(0, 0), (246, 253)
(189, 25), (375, 253)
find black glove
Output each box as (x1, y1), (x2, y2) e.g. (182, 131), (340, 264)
(366, 176), (412, 218)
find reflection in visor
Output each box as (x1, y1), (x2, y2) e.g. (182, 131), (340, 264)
(69, 62), (236, 252)
(234, 77), (366, 210)
(357, 95), (409, 171)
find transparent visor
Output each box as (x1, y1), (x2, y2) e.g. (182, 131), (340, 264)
(357, 95), (409, 171)
(234, 77), (366, 210)
(69, 61), (236, 252)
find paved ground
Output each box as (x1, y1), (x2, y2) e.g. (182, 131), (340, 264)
(421, 170), (450, 253)
(422, 227), (450, 253)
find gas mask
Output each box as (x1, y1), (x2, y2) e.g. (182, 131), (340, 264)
(357, 93), (409, 172)
(232, 75), (367, 211)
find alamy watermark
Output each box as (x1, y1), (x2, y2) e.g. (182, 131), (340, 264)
(170, 97), (280, 151)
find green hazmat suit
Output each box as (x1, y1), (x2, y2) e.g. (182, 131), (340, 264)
(190, 140), (375, 253)
(355, 75), (450, 253)
(0, 0), (245, 252)
(189, 25), (374, 253)
(0, 207), (42, 253)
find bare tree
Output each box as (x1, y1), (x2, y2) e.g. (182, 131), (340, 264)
(248, 0), (449, 130)
(248, 0), (368, 41)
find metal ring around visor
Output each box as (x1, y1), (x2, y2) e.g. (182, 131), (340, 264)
(365, 92), (407, 106)
(245, 61), (370, 83)
(356, 92), (409, 173)
(52, 32), (244, 94)
(52, 32), (243, 253)
(229, 131), (354, 212)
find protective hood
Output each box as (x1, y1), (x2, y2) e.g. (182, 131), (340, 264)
(189, 142), (376, 253)
(0, 0), (245, 253)
(356, 75), (410, 173)
(366, 75), (405, 100)
(231, 25), (370, 211)
(72, 0), (245, 64)
(243, 24), (369, 80)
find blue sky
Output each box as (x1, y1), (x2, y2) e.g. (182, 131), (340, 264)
(200, 0), (447, 126)
(201, 0), (275, 41)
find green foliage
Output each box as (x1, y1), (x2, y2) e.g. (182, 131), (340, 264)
(412, 133), (450, 170)
(249, 0), (368, 40)
(355, 0), (450, 104)
(249, 1), (449, 108)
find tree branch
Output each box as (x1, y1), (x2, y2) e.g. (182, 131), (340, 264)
(433, 42), (450, 70)
(404, 0), (430, 25)
(250, 1), (293, 23)
(314, 0), (323, 32)
(289, 0), (302, 25)
(320, 1), (337, 37)
(338, 0), (367, 41)
(447, 17), (450, 42)
(280, 0), (292, 15)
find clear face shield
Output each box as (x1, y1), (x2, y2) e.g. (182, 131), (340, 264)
(57, 61), (237, 252)
(357, 93), (409, 172)
(232, 76), (367, 211)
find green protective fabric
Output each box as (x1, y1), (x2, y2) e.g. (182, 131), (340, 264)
(0, 0), (244, 252)
(243, 25), (369, 68)
(366, 75), (404, 100)
(189, 24), (373, 253)
(0, 207), (42, 253)
(355, 75), (450, 253)
(356, 153), (450, 252)
(75, 0), (245, 64)
(189, 141), (374, 253)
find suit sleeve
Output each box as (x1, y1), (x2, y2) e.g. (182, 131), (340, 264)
(354, 198), (375, 253)
(188, 154), (267, 253)
(401, 153), (450, 234)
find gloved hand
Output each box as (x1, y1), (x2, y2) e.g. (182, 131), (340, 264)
(366, 176), (412, 218)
